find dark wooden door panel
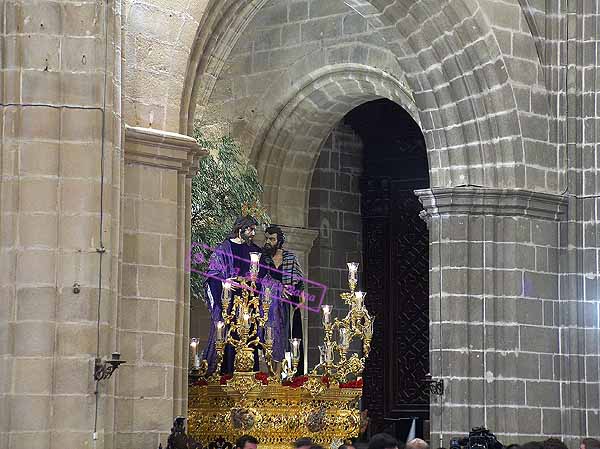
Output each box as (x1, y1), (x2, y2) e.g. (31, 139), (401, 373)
(362, 177), (429, 432)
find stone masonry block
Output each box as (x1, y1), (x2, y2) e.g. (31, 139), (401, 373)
(138, 266), (177, 299)
(13, 358), (53, 394)
(51, 396), (94, 430)
(301, 16), (342, 42)
(53, 358), (93, 395)
(309, 0), (348, 18)
(520, 326), (559, 353)
(123, 233), (160, 265)
(16, 250), (56, 285)
(9, 395), (50, 431)
(527, 381), (561, 407)
(141, 333), (175, 365)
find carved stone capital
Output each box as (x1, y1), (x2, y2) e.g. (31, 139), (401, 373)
(280, 226), (319, 255)
(124, 125), (208, 176)
(415, 187), (568, 221)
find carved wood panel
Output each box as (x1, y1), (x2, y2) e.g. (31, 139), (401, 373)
(362, 177), (429, 433)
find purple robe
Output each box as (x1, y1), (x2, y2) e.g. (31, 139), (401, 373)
(201, 239), (285, 373)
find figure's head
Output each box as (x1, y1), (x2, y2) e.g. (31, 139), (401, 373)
(264, 225), (285, 255)
(231, 216), (258, 244)
(294, 437), (314, 449)
(368, 433), (399, 449)
(235, 434), (259, 449)
(339, 445), (357, 449)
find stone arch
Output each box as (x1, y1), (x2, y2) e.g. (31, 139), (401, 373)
(185, 0), (535, 191)
(180, 0), (271, 135)
(250, 64), (419, 226)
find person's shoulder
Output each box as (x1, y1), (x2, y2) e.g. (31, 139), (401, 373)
(283, 249), (297, 259)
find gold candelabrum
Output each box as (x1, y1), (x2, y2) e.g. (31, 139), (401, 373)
(188, 260), (374, 449)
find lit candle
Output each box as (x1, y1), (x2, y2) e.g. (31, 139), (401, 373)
(347, 262), (359, 275)
(321, 304), (332, 325)
(290, 338), (301, 360)
(242, 313), (250, 328)
(216, 321), (225, 342)
(355, 291), (365, 308)
(190, 338), (199, 369)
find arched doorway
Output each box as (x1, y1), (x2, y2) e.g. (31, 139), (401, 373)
(308, 99), (430, 441)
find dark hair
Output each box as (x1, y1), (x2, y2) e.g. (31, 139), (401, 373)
(521, 442), (543, 449)
(236, 434), (259, 448)
(231, 216), (258, 239)
(265, 224), (285, 248)
(309, 446), (325, 449)
(369, 433), (399, 449)
(295, 438), (314, 447)
(505, 445), (520, 449)
(583, 440), (600, 449)
(542, 439), (567, 449)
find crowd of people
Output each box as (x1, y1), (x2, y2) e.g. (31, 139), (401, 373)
(231, 434), (600, 449)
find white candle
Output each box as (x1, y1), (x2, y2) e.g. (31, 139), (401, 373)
(290, 338), (301, 359)
(216, 321), (225, 342)
(242, 313), (250, 328)
(347, 262), (359, 283)
(355, 291), (365, 308)
(321, 304), (332, 325)
(190, 338), (199, 368)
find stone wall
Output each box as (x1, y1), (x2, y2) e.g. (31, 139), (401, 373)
(307, 121), (363, 367)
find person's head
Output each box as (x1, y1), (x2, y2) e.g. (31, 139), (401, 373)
(505, 444), (520, 449)
(406, 439), (429, 449)
(582, 439), (600, 449)
(295, 437), (314, 449)
(309, 446), (325, 449)
(339, 445), (356, 449)
(231, 216), (258, 244)
(369, 433), (399, 449)
(521, 442), (543, 449)
(235, 434), (259, 449)
(542, 439), (567, 449)
(264, 225), (285, 255)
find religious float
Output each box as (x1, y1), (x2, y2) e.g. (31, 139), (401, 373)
(188, 261), (374, 448)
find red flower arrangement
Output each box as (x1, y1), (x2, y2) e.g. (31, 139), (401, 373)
(282, 375), (309, 388)
(339, 378), (363, 389)
(192, 379), (208, 387)
(255, 371), (269, 385)
(219, 374), (233, 385)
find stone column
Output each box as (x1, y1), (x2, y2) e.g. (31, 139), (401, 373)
(416, 187), (567, 446)
(0, 1), (122, 447)
(280, 226), (318, 373)
(115, 126), (205, 449)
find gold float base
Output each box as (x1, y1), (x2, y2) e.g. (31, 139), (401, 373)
(188, 374), (361, 448)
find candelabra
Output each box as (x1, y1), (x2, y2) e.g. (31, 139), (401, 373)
(312, 262), (374, 383)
